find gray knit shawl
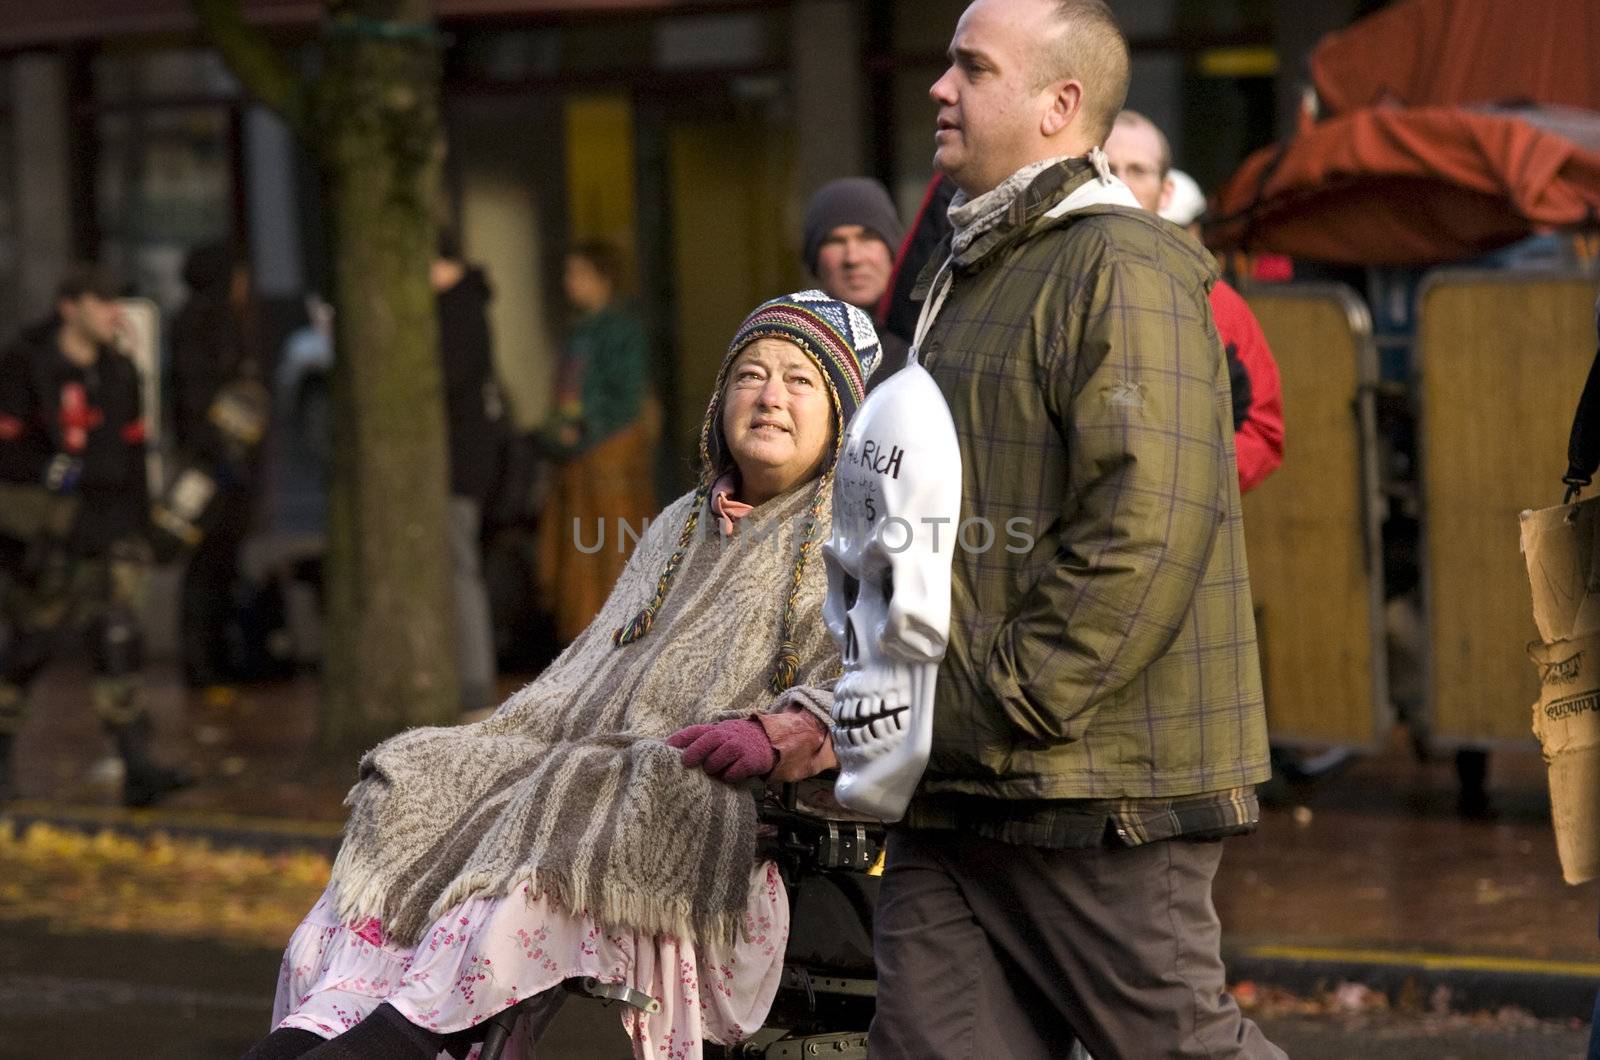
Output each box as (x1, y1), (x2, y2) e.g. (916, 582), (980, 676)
(328, 483), (839, 948)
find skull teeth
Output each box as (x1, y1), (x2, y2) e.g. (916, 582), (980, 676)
(831, 699), (911, 731)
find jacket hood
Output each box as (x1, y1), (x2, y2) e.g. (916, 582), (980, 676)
(920, 157), (1218, 295)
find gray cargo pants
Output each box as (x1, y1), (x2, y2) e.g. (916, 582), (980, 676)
(868, 828), (1285, 1060)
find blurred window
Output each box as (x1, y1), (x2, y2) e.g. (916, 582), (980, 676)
(93, 48), (239, 317)
(448, 10), (782, 85)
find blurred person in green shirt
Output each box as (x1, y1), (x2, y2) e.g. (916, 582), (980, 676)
(536, 242), (658, 644)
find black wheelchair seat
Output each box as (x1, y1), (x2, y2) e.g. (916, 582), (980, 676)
(731, 778), (885, 1058)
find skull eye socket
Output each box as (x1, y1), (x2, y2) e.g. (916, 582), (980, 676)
(843, 574), (860, 610)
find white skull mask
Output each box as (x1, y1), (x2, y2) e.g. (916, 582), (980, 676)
(823, 363), (962, 820)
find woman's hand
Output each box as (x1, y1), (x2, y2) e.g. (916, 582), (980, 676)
(667, 719), (777, 783)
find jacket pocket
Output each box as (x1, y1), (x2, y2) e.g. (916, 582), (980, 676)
(930, 615), (1016, 777)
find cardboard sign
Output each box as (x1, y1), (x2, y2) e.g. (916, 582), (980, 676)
(1520, 495), (1600, 884)
(1527, 633), (1600, 883)
(1520, 498), (1600, 643)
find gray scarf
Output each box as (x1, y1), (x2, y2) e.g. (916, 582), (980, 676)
(947, 157), (1067, 259)
(947, 149), (1119, 262)
(328, 484), (839, 948)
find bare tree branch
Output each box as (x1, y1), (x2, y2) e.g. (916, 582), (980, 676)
(190, 0), (309, 134)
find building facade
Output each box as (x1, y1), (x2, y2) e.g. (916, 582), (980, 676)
(0, 0), (1362, 485)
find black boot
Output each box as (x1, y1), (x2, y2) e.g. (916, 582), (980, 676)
(0, 732), (15, 802)
(110, 715), (193, 808)
(297, 1004), (447, 1059)
(240, 1028), (324, 1060)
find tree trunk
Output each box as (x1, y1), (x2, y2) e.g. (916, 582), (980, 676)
(195, 0), (459, 751)
(319, 0), (457, 750)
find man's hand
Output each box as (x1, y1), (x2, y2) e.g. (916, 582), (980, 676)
(667, 719), (777, 783)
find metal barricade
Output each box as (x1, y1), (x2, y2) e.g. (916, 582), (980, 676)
(1241, 284), (1388, 746)
(1415, 271), (1600, 744)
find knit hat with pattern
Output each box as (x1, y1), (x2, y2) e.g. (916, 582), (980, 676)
(614, 290), (882, 692)
(703, 290), (881, 475)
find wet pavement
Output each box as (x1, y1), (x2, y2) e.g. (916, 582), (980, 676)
(1215, 733), (1600, 968)
(0, 918), (1589, 1059)
(0, 919), (640, 1059)
(3, 662), (1600, 1050)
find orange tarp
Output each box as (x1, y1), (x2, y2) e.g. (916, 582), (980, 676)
(1209, 107), (1600, 266)
(1311, 0), (1600, 115)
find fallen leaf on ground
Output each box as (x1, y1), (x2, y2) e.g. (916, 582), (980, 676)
(0, 820), (329, 947)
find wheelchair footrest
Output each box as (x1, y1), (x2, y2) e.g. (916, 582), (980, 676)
(565, 975), (661, 1013)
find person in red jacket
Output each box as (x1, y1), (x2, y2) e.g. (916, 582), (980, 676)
(1104, 109), (1284, 492)
(1206, 277), (1284, 492)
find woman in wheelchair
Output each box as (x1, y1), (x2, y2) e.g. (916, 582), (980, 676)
(242, 291), (881, 1060)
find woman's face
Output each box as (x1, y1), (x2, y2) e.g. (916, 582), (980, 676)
(563, 254), (612, 313)
(721, 337), (834, 503)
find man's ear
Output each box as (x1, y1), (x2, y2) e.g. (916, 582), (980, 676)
(1158, 176), (1175, 214)
(1040, 79), (1083, 138)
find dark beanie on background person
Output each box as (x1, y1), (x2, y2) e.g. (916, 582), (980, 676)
(802, 178), (905, 275)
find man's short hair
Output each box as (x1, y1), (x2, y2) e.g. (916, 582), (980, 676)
(56, 263), (121, 303)
(1034, 0), (1131, 145)
(1114, 109), (1173, 178)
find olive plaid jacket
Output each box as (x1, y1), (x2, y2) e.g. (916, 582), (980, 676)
(905, 158), (1271, 838)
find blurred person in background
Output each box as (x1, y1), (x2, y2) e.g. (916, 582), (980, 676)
(1104, 109), (1284, 493)
(431, 233), (504, 717)
(273, 293), (334, 540)
(0, 264), (190, 807)
(535, 240), (657, 645)
(803, 177), (908, 363)
(168, 242), (261, 698)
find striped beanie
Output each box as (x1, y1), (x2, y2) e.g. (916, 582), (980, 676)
(614, 290), (882, 692)
(703, 290), (882, 475)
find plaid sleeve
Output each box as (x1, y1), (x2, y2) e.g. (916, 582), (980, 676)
(985, 252), (1226, 744)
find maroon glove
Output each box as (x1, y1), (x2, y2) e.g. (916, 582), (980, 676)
(667, 719), (777, 783)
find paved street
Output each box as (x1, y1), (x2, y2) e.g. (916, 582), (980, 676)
(1, 919), (1589, 1059)
(4, 665), (1600, 1057)
(0, 918), (641, 1058)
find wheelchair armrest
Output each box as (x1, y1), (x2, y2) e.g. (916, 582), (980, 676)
(757, 791), (884, 874)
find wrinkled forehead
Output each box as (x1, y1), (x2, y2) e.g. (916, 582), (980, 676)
(730, 336), (822, 377)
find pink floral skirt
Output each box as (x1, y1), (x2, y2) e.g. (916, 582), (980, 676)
(271, 862), (788, 1059)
